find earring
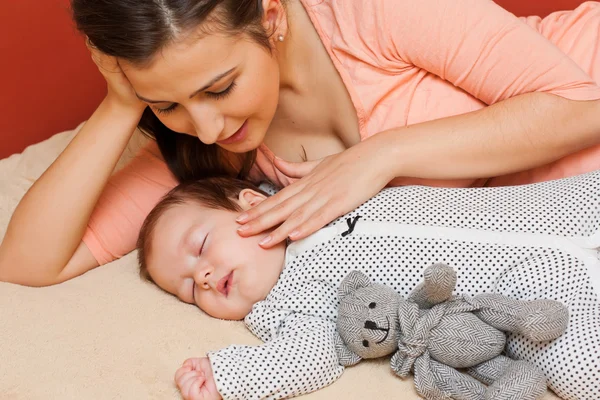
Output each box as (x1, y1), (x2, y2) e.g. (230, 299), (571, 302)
(277, 34), (284, 42)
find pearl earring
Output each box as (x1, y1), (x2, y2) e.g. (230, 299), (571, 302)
(277, 34), (284, 42)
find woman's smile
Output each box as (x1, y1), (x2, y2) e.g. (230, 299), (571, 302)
(218, 121), (249, 146)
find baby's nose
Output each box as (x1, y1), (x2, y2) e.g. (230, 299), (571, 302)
(194, 265), (214, 288)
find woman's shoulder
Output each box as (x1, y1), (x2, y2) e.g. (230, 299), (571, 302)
(298, 0), (404, 59)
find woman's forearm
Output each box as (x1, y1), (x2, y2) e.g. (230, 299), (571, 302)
(380, 92), (600, 180)
(0, 98), (143, 285)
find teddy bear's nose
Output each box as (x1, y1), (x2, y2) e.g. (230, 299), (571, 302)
(364, 320), (378, 330)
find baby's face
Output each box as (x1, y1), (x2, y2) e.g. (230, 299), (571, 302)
(146, 190), (286, 320)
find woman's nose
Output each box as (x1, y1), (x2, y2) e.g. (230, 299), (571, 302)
(188, 105), (224, 145)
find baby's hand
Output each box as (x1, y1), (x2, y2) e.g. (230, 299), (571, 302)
(175, 357), (221, 400)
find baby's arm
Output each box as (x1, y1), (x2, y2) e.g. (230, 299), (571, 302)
(200, 314), (343, 400)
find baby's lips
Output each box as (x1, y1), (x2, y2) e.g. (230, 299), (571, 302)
(216, 271), (234, 296)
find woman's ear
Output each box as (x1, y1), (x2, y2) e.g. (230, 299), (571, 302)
(260, 0), (288, 42)
(238, 189), (267, 210)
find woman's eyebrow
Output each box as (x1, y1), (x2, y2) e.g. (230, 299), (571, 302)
(134, 67), (236, 103)
(187, 67), (236, 98)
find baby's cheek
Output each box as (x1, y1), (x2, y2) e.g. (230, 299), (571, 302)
(195, 292), (213, 314)
(231, 301), (253, 321)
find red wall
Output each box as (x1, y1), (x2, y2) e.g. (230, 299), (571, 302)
(0, 0), (588, 159)
(0, 0), (105, 159)
(495, 0), (587, 18)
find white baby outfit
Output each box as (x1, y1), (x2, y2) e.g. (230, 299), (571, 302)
(208, 171), (600, 400)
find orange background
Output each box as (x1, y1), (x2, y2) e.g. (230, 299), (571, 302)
(0, 0), (588, 159)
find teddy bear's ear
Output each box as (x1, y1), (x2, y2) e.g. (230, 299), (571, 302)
(338, 270), (372, 300)
(334, 333), (362, 366)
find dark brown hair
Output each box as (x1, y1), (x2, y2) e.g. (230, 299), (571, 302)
(136, 177), (266, 282)
(70, 0), (279, 182)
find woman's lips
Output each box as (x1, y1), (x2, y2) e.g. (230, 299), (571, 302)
(217, 121), (248, 145)
(216, 271), (234, 296)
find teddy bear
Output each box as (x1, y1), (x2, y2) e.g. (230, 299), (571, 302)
(334, 263), (569, 400)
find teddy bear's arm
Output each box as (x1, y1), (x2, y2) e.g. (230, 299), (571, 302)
(408, 263), (457, 309)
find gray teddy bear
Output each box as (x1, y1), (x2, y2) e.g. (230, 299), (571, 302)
(334, 263), (569, 400)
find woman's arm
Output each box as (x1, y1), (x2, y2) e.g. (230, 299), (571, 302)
(237, 92), (600, 246)
(0, 98), (143, 286)
(374, 0), (600, 179)
(0, 47), (149, 287)
(380, 0), (600, 104)
(235, 0), (600, 244)
(385, 92), (600, 181)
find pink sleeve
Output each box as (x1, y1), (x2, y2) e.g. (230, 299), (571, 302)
(378, 0), (600, 103)
(82, 141), (178, 265)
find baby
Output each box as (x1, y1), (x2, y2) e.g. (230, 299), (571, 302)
(138, 174), (600, 400)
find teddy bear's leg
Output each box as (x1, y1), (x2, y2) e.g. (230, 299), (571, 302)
(469, 293), (568, 342)
(476, 356), (546, 400)
(408, 263), (457, 309)
(466, 355), (513, 384)
(416, 358), (487, 400)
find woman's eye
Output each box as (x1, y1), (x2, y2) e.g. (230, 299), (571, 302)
(153, 80), (237, 115)
(153, 104), (178, 115)
(206, 81), (237, 100)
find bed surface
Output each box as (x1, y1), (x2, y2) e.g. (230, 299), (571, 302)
(0, 125), (561, 399)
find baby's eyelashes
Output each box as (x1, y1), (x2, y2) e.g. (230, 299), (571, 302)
(198, 234), (208, 256)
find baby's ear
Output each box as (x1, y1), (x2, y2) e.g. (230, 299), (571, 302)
(238, 189), (267, 210)
(339, 270), (372, 300)
(334, 333), (362, 366)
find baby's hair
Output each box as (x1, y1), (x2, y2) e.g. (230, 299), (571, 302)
(137, 177), (266, 283)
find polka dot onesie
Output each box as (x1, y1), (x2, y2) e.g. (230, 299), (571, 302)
(208, 171), (600, 400)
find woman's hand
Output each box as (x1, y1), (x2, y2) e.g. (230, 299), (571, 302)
(86, 38), (146, 113)
(236, 133), (396, 247)
(175, 357), (221, 400)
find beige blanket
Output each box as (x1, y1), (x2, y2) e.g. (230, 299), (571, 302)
(0, 124), (560, 399)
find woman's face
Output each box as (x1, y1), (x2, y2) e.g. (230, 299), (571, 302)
(122, 30), (281, 154)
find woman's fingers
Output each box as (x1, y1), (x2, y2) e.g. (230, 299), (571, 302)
(273, 157), (323, 179)
(265, 198), (339, 245)
(236, 160), (338, 243)
(239, 137), (393, 247)
(240, 188), (335, 248)
(237, 157), (328, 228)
(84, 36), (96, 50)
(84, 41), (145, 111)
(237, 193), (308, 242)
(236, 180), (306, 225)
(86, 41), (119, 74)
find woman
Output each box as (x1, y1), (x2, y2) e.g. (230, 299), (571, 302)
(0, 0), (599, 286)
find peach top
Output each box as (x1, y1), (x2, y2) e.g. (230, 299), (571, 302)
(83, 0), (600, 264)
